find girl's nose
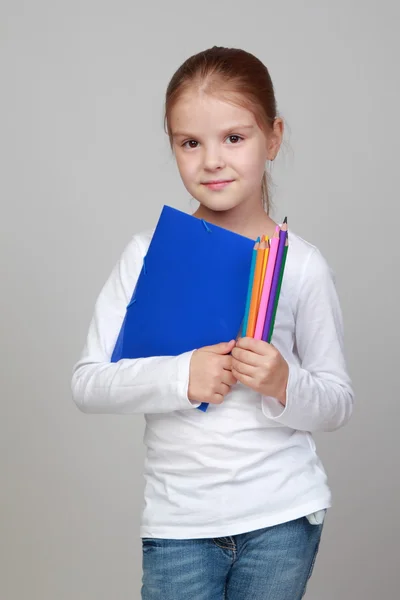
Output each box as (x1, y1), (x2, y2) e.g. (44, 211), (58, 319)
(203, 147), (226, 171)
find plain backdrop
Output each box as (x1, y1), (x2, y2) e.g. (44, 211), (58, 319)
(1, 1), (399, 598)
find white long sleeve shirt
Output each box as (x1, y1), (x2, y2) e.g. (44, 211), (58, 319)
(71, 225), (354, 539)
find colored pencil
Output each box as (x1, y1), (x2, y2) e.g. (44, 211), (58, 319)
(258, 236), (270, 308)
(241, 237), (260, 337)
(267, 235), (288, 342)
(262, 220), (288, 342)
(254, 226), (280, 339)
(246, 237), (267, 337)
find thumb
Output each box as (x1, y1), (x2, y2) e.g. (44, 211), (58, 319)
(202, 340), (236, 354)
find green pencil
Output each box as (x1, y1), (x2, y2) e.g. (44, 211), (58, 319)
(267, 238), (288, 343)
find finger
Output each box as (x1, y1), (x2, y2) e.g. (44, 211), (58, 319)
(221, 355), (235, 370)
(232, 367), (256, 390)
(203, 340), (236, 355)
(231, 346), (260, 367)
(222, 370), (237, 386)
(210, 392), (224, 405)
(232, 358), (256, 378)
(236, 336), (274, 356)
(217, 382), (232, 397)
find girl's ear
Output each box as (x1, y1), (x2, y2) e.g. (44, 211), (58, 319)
(266, 118), (284, 161)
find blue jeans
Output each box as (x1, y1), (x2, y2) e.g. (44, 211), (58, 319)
(141, 515), (324, 599)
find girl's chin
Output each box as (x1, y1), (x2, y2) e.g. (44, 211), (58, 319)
(194, 193), (244, 212)
(199, 201), (244, 214)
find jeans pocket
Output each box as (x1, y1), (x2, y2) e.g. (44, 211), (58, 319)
(142, 538), (160, 553)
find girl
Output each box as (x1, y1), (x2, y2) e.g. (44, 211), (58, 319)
(71, 46), (354, 599)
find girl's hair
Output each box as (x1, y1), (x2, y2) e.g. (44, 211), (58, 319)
(164, 46), (280, 214)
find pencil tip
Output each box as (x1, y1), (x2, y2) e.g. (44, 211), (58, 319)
(283, 216), (287, 224)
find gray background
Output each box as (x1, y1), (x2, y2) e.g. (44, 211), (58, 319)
(1, 1), (399, 598)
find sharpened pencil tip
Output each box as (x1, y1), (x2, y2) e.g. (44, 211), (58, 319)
(283, 216), (287, 224)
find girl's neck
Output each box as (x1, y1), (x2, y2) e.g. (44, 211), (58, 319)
(192, 201), (278, 241)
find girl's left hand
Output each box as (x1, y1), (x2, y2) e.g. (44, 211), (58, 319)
(231, 337), (289, 406)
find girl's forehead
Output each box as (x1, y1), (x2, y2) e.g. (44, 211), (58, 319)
(170, 92), (257, 129)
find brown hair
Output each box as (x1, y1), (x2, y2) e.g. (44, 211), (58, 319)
(164, 46), (280, 214)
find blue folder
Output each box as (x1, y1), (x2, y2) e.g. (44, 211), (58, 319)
(111, 205), (255, 411)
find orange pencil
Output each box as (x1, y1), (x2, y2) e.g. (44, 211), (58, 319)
(246, 237), (267, 337)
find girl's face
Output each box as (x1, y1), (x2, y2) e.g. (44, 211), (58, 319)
(170, 92), (275, 215)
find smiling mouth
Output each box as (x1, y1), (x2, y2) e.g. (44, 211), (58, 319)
(202, 180), (234, 189)
(202, 179), (233, 184)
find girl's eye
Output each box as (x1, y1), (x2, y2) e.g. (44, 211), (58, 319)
(226, 135), (243, 144)
(182, 140), (199, 149)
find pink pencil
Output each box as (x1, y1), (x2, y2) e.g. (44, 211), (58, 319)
(254, 226), (280, 339)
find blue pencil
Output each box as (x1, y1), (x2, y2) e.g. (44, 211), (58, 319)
(241, 237), (260, 338)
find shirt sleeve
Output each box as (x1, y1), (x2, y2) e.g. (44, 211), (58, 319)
(261, 247), (354, 432)
(71, 236), (200, 414)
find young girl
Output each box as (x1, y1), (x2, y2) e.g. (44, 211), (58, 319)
(72, 46), (354, 599)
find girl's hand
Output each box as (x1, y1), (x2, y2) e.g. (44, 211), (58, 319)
(188, 340), (237, 405)
(231, 337), (289, 405)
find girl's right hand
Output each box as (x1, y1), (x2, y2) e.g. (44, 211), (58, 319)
(188, 340), (237, 405)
